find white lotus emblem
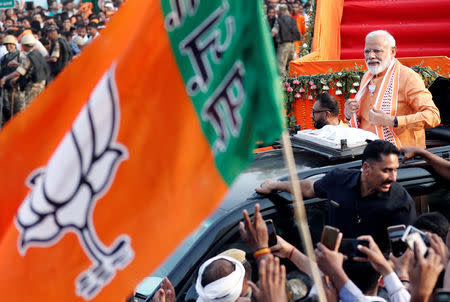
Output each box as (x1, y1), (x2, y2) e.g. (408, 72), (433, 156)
(15, 66), (134, 300)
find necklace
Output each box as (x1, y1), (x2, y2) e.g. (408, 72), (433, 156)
(368, 84), (376, 96)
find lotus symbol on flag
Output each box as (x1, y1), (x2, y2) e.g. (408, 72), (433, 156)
(15, 67), (134, 300)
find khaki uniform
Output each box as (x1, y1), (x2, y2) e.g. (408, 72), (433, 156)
(16, 51), (46, 106)
(50, 39), (60, 60)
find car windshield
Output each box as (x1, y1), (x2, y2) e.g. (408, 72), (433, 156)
(136, 214), (215, 295)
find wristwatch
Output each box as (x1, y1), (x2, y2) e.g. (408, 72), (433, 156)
(393, 116), (398, 127)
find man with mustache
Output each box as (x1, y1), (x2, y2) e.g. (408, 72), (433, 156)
(344, 30), (440, 149)
(256, 140), (416, 253)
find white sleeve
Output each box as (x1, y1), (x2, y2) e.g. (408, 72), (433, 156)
(383, 272), (410, 302)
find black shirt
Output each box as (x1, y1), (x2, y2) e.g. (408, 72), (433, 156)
(314, 168), (416, 252)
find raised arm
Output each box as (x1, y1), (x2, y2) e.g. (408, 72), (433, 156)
(401, 146), (450, 180)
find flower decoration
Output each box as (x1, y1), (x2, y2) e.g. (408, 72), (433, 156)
(281, 62), (443, 130)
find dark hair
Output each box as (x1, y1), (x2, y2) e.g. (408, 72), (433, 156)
(62, 30), (72, 39)
(316, 92), (339, 116)
(361, 140), (400, 164)
(87, 22), (98, 29)
(414, 212), (449, 240)
(344, 261), (380, 294)
(201, 259), (235, 287)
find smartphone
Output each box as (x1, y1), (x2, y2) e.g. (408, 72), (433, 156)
(402, 225), (430, 246)
(434, 289), (450, 302)
(320, 225), (340, 250)
(404, 232), (427, 257)
(265, 219), (277, 247)
(339, 239), (369, 259)
(387, 224), (407, 257)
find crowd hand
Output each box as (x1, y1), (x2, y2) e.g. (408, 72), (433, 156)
(152, 277), (176, 302)
(427, 232), (449, 266)
(255, 178), (279, 195)
(354, 235), (393, 277)
(239, 203), (268, 251)
(7, 60), (19, 68)
(369, 107), (395, 127)
(409, 243), (444, 302)
(315, 243), (346, 285)
(270, 235), (294, 258)
(248, 255), (287, 302)
(0, 78), (5, 87)
(389, 249), (413, 279)
(322, 275), (339, 302)
(344, 98), (359, 119)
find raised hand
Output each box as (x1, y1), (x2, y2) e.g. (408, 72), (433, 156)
(248, 255), (287, 302)
(270, 235), (294, 259)
(409, 243), (444, 302)
(344, 98), (359, 119)
(239, 204), (268, 251)
(354, 235), (393, 277)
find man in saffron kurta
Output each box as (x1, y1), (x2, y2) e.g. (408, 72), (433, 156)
(344, 30), (440, 148)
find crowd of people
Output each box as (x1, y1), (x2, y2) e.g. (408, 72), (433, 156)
(264, 0), (311, 76)
(0, 0), (120, 127)
(144, 18), (449, 302)
(150, 139), (449, 302)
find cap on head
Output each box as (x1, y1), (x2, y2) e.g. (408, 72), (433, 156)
(3, 34), (17, 45)
(21, 33), (36, 46)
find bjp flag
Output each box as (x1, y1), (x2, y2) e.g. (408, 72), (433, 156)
(0, 0), (283, 300)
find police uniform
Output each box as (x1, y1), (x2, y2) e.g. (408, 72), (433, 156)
(16, 51), (47, 106)
(0, 49), (20, 122)
(49, 36), (72, 78)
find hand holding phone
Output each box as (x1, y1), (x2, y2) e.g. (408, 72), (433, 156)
(339, 239), (369, 259)
(320, 225), (340, 251)
(402, 225), (430, 246)
(265, 219), (277, 247)
(404, 232), (428, 257)
(387, 224), (407, 257)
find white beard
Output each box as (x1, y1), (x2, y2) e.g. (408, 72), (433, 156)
(366, 57), (392, 75)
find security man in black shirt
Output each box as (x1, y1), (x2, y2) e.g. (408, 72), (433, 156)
(256, 140), (416, 253)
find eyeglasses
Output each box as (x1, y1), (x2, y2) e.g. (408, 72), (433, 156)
(312, 109), (329, 116)
(363, 48), (384, 56)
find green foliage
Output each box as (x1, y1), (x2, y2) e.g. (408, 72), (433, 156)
(298, 0), (316, 57)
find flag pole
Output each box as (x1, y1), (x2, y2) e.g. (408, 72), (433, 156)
(281, 131), (327, 302)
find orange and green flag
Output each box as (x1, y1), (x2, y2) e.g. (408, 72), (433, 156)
(0, 0), (283, 300)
